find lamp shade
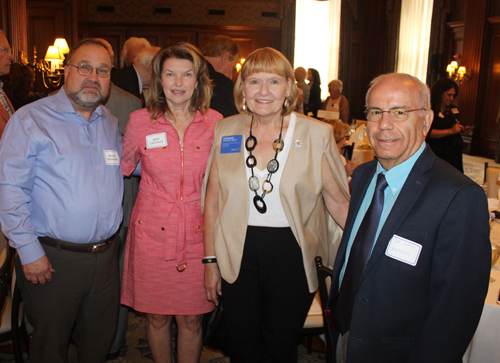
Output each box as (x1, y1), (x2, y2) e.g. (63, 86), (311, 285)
(54, 38), (70, 54)
(45, 46), (63, 61)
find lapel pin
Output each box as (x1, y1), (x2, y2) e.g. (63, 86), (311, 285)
(295, 140), (302, 148)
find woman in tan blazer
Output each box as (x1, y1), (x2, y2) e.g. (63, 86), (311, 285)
(202, 48), (350, 363)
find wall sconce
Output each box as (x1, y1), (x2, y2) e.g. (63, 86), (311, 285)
(53, 38), (70, 55)
(45, 46), (64, 73)
(446, 61), (469, 83)
(446, 61), (458, 77)
(235, 58), (245, 72)
(33, 38), (69, 89)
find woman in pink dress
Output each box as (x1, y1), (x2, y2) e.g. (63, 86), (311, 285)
(121, 43), (222, 363)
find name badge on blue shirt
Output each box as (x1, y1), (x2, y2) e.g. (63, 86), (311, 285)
(221, 135), (243, 154)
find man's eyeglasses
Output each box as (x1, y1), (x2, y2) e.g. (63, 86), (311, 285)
(68, 64), (111, 78)
(0, 47), (12, 55)
(364, 107), (426, 122)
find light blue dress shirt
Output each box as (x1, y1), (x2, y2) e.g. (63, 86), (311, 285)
(0, 87), (124, 265)
(339, 142), (426, 284)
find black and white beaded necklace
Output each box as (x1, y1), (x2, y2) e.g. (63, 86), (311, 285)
(245, 115), (285, 214)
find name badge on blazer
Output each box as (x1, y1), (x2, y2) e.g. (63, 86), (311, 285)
(221, 135), (242, 154)
(146, 133), (167, 149)
(385, 235), (422, 266)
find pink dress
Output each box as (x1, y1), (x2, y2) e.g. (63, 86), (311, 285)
(121, 108), (221, 315)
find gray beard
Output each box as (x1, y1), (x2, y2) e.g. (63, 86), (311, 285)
(66, 81), (108, 109)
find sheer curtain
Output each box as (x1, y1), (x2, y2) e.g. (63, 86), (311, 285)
(294, 0), (341, 100)
(396, 0), (434, 82)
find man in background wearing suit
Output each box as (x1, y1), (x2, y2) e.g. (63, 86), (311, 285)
(202, 35), (239, 118)
(0, 29), (14, 138)
(327, 73), (491, 363)
(112, 46), (160, 106)
(97, 38), (142, 360)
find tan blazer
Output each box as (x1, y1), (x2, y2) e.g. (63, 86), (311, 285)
(0, 94), (13, 139)
(203, 112), (350, 292)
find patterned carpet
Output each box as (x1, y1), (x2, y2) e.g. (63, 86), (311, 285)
(98, 311), (327, 363)
(0, 311), (326, 363)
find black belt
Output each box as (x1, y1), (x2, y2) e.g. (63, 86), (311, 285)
(39, 233), (117, 254)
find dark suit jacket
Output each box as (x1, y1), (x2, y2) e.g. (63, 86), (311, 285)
(207, 62), (238, 118)
(308, 82), (322, 118)
(104, 83), (142, 229)
(111, 65), (141, 100)
(327, 145), (491, 363)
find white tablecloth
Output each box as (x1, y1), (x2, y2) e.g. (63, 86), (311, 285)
(352, 148), (375, 164)
(463, 224), (500, 363)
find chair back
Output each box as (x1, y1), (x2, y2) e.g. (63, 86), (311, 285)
(0, 245), (13, 313)
(342, 143), (354, 161)
(314, 256), (334, 363)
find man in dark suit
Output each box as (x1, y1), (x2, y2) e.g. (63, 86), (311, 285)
(111, 46), (160, 103)
(327, 73), (491, 363)
(202, 35), (239, 118)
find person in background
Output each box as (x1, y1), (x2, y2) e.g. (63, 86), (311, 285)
(0, 38), (123, 363)
(122, 37), (151, 67)
(202, 35), (240, 118)
(112, 46), (161, 106)
(307, 67), (322, 118)
(0, 29), (14, 138)
(322, 80), (349, 124)
(327, 73), (490, 363)
(295, 66), (309, 115)
(120, 43), (221, 363)
(426, 78), (464, 172)
(96, 37), (142, 361)
(295, 87), (305, 114)
(203, 47), (350, 363)
(1, 63), (46, 110)
(331, 119), (359, 180)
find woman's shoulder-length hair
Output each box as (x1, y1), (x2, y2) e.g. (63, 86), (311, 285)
(148, 43), (212, 118)
(233, 47), (299, 116)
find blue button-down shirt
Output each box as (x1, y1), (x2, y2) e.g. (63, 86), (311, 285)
(0, 87), (124, 265)
(339, 142), (426, 284)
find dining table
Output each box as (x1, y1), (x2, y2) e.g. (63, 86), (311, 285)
(347, 125), (376, 164)
(462, 216), (500, 363)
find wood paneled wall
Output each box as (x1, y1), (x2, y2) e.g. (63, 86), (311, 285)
(474, 17), (500, 158)
(80, 23), (281, 70)
(1, 0), (497, 159)
(338, 0), (400, 121)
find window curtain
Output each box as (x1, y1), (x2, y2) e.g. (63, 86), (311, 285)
(396, 0), (434, 82)
(294, 0), (341, 101)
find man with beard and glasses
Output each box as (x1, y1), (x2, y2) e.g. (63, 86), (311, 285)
(0, 39), (123, 363)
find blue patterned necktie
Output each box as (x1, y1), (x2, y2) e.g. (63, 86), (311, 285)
(335, 172), (388, 334)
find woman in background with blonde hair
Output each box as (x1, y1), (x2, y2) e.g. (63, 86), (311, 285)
(322, 80), (349, 124)
(203, 47), (349, 362)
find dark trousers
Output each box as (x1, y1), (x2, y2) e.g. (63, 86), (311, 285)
(15, 236), (120, 363)
(109, 226), (130, 354)
(222, 226), (315, 363)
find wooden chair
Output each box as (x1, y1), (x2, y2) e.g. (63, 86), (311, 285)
(315, 256), (333, 363)
(301, 256), (334, 362)
(0, 244), (30, 363)
(342, 142), (355, 161)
